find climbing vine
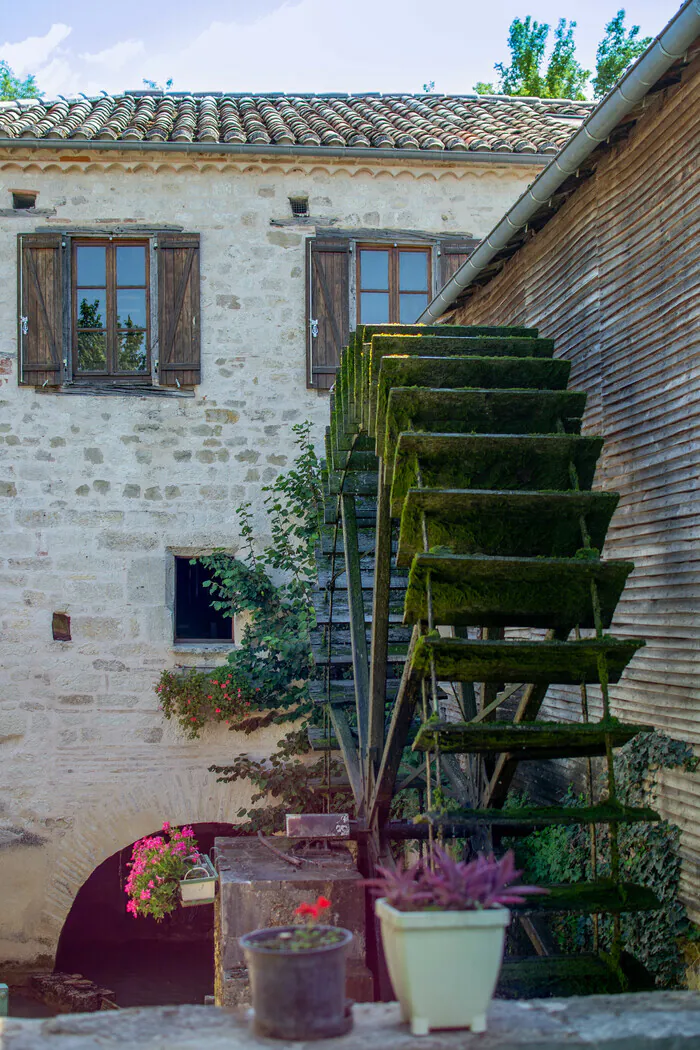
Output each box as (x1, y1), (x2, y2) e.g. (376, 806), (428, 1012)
(157, 421), (322, 737)
(510, 731), (698, 986)
(157, 421), (351, 832)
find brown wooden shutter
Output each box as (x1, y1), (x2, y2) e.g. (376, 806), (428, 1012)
(307, 238), (349, 390)
(157, 232), (201, 386)
(18, 233), (64, 386)
(439, 241), (479, 288)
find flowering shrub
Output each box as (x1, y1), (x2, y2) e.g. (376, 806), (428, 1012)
(364, 847), (547, 912)
(125, 822), (200, 921)
(157, 668), (266, 739)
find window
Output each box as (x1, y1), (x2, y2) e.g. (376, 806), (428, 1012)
(174, 557), (234, 643)
(357, 246), (431, 325)
(306, 234), (476, 390)
(73, 240), (150, 378)
(18, 232), (201, 389)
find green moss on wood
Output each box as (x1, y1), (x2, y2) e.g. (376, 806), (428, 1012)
(411, 720), (652, 757)
(403, 552), (633, 629)
(390, 433), (604, 514)
(417, 801), (659, 828)
(396, 489), (619, 562)
(382, 387), (586, 464)
(374, 354), (570, 437)
(411, 635), (644, 684)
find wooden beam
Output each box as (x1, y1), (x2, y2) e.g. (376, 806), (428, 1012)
(341, 493), (370, 767)
(482, 627), (570, 807)
(329, 707), (364, 811)
(367, 475), (392, 784)
(369, 626), (422, 826)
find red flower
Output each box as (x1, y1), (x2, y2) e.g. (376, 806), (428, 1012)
(294, 901), (319, 918)
(316, 896), (331, 910)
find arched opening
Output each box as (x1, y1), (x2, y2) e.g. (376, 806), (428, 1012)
(55, 823), (241, 1008)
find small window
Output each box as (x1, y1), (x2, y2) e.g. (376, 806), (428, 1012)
(357, 245), (431, 325)
(73, 239), (150, 378)
(289, 195), (309, 217)
(174, 557), (234, 643)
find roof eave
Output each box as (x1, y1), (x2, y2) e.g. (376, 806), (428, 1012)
(0, 137), (550, 166)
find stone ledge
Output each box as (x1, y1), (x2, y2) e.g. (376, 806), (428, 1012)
(3, 993), (700, 1049)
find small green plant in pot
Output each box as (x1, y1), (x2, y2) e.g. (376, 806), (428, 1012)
(367, 848), (546, 1035)
(239, 896), (353, 1040)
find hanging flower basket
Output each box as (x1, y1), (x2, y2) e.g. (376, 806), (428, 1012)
(179, 854), (218, 907)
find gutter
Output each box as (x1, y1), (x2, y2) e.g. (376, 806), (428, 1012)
(0, 137), (548, 168)
(419, 0), (700, 322)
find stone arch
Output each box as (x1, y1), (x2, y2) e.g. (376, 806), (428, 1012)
(40, 765), (248, 959)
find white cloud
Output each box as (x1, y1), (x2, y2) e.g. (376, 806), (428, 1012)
(0, 23), (72, 76)
(8, 0), (681, 101)
(80, 39), (146, 72)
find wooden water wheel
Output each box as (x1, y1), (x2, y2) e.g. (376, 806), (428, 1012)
(309, 323), (660, 996)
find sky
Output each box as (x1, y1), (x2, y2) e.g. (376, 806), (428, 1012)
(0, 0), (685, 99)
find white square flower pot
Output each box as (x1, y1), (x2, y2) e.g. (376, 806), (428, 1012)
(179, 855), (218, 907)
(376, 898), (509, 1035)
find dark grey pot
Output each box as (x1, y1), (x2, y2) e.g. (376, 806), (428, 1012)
(239, 925), (354, 1040)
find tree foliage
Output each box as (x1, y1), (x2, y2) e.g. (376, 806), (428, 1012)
(0, 60), (41, 101)
(592, 10), (651, 98)
(475, 10), (652, 101)
(476, 16), (589, 100)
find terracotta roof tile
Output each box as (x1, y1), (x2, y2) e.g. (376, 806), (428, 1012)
(0, 92), (593, 154)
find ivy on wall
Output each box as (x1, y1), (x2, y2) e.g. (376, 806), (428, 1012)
(510, 731), (698, 986)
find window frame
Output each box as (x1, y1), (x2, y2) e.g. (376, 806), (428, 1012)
(71, 237), (152, 382)
(355, 243), (432, 326)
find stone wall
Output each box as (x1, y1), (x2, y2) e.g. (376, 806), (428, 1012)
(0, 146), (542, 967)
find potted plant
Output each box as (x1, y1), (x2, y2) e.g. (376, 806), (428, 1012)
(124, 822), (217, 919)
(367, 847), (546, 1035)
(239, 895), (353, 1040)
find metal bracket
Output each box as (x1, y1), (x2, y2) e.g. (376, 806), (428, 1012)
(20, 315), (28, 336)
(310, 318), (319, 338)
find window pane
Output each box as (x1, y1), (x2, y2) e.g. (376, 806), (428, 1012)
(118, 331), (147, 372)
(76, 246), (106, 286)
(77, 291), (107, 328)
(399, 252), (428, 292)
(117, 245), (146, 286)
(175, 557), (233, 641)
(117, 289), (147, 328)
(360, 250), (389, 289)
(77, 332), (107, 371)
(360, 292), (390, 324)
(399, 293), (428, 324)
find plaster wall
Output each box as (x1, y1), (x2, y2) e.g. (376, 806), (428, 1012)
(0, 149), (541, 967)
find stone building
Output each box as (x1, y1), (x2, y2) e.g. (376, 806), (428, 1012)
(0, 90), (589, 972)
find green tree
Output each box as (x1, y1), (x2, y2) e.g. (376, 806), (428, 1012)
(0, 60), (41, 100)
(475, 16), (589, 100)
(593, 10), (651, 98)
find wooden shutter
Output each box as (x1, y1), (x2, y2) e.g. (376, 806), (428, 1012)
(439, 241), (479, 288)
(18, 233), (64, 386)
(157, 232), (201, 386)
(307, 239), (349, 390)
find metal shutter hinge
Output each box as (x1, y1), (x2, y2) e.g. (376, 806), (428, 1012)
(310, 318), (319, 338)
(20, 316), (28, 335)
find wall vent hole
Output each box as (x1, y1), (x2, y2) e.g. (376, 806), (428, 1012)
(12, 191), (38, 210)
(289, 196), (309, 217)
(52, 612), (71, 641)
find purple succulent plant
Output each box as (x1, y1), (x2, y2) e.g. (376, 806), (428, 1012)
(364, 847), (548, 912)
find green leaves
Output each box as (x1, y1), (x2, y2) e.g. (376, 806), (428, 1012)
(475, 10), (652, 102)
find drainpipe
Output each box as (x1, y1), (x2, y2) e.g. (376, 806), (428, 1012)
(419, 0), (700, 323)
